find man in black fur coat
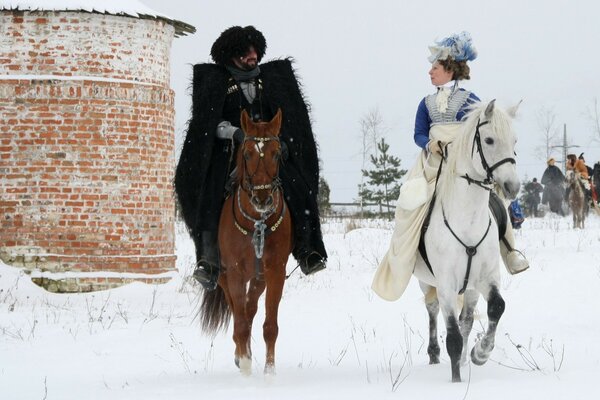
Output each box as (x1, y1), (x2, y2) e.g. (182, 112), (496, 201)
(175, 26), (327, 290)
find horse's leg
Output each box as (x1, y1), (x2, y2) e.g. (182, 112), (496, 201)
(471, 284), (505, 366)
(263, 265), (286, 375)
(438, 288), (463, 382)
(245, 277), (266, 363)
(228, 273), (252, 375)
(219, 275), (234, 311)
(419, 282), (440, 364)
(459, 289), (479, 365)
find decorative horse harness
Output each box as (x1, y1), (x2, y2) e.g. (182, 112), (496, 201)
(419, 119), (516, 294)
(231, 135), (286, 280)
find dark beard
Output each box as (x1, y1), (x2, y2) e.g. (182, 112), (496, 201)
(238, 59), (257, 71)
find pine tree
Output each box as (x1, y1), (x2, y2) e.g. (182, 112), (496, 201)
(318, 176), (331, 216)
(359, 138), (406, 219)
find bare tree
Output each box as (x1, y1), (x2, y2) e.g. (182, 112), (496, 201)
(358, 108), (388, 216)
(535, 106), (560, 161)
(585, 97), (600, 143)
(359, 107), (386, 161)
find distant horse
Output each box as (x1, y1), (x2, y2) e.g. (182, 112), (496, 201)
(199, 109), (293, 375)
(414, 100), (520, 382)
(566, 170), (586, 229)
(593, 162), (600, 205)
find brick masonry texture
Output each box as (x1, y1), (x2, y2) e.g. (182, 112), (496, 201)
(0, 11), (174, 86)
(0, 10), (177, 286)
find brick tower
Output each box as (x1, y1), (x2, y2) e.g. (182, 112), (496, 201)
(0, 2), (195, 292)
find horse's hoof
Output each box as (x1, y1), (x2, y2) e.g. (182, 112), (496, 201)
(429, 355), (440, 365)
(238, 356), (252, 376)
(470, 347), (487, 366)
(451, 369), (462, 382)
(234, 357), (240, 368)
(264, 364), (276, 375)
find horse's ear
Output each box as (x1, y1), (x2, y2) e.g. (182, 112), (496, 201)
(270, 108), (282, 135)
(506, 99), (523, 118)
(484, 99), (496, 119)
(240, 109), (251, 134)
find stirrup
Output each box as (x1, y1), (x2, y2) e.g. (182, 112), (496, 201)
(300, 252), (326, 275)
(505, 250), (529, 275)
(192, 261), (219, 290)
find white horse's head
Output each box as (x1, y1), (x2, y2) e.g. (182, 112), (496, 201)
(445, 100), (521, 199)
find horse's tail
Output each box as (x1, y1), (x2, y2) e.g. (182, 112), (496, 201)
(199, 286), (231, 335)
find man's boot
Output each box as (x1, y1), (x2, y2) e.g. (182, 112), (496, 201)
(500, 223), (529, 275)
(300, 251), (326, 275)
(192, 231), (220, 290)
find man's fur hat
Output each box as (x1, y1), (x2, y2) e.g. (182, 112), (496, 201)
(210, 26), (267, 66)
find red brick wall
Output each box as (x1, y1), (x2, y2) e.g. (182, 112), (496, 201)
(0, 11), (173, 85)
(0, 11), (177, 280)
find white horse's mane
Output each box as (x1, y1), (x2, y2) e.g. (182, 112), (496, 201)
(437, 102), (515, 201)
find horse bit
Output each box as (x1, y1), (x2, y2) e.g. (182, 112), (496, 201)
(232, 135), (286, 278)
(443, 118), (516, 294)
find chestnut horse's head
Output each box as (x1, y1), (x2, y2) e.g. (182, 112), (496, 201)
(238, 108), (283, 214)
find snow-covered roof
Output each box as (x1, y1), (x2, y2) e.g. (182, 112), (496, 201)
(0, 0), (195, 37)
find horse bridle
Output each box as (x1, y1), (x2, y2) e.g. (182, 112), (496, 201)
(241, 135), (282, 197)
(234, 135), (286, 271)
(463, 119), (516, 190)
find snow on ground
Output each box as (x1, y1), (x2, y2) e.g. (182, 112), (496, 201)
(1, 213), (599, 399)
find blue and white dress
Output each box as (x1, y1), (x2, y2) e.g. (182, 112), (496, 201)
(372, 84), (480, 301)
(414, 86), (480, 149)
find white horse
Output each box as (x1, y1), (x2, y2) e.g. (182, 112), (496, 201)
(414, 100), (521, 382)
(565, 170), (586, 229)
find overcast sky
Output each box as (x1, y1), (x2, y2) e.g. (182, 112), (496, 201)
(143, 0), (600, 202)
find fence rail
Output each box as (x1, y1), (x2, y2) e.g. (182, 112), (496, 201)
(322, 202), (395, 219)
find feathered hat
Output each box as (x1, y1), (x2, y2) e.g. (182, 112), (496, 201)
(210, 25), (267, 66)
(428, 31), (478, 63)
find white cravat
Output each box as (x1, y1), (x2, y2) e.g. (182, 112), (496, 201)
(435, 81), (457, 113)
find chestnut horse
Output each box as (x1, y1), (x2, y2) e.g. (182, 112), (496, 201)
(566, 170), (586, 228)
(199, 109), (293, 375)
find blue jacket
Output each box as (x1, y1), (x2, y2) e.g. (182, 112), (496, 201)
(509, 200), (524, 226)
(414, 89), (480, 149)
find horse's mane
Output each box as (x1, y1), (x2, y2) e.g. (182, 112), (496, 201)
(437, 102), (514, 201)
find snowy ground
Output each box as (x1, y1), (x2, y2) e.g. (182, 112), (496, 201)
(2, 212), (599, 399)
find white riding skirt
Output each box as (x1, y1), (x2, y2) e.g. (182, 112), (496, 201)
(372, 124), (463, 301)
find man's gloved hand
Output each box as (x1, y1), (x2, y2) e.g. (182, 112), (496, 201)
(217, 121), (245, 144)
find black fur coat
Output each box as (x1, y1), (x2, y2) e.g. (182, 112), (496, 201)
(174, 59), (325, 259)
